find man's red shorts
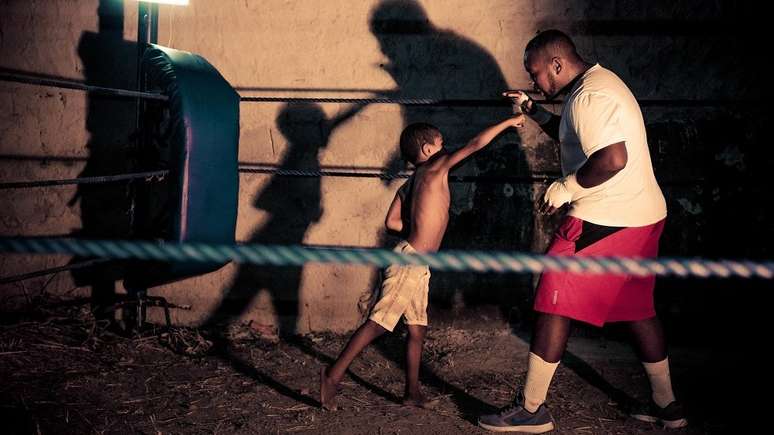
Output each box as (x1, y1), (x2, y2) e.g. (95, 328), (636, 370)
(534, 216), (666, 327)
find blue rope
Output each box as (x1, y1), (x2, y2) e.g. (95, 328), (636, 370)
(1, 237), (772, 279)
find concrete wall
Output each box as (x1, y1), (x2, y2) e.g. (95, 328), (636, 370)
(1, 1), (769, 338)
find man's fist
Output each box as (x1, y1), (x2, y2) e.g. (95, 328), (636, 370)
(503, 90), (533, 114)
(540, 178), (573, 215)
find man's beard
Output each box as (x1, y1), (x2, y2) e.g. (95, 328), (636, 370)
(545, 74), (559, 99)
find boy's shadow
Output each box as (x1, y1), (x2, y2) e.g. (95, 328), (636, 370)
(200, 102), (365, 401)
(203, 103), (331, 337)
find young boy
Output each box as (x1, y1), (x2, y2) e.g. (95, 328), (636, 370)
(320, 115), (525, 410)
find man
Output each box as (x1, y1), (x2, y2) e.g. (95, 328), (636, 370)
(478, 30), (686, 432)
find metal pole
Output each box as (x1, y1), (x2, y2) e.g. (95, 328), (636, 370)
(131, 3), (161, 329)
(130, 3), (158, 235)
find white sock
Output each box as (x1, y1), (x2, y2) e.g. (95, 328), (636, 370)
(642, 358), (676, 408)
(523, 352), (559, 413)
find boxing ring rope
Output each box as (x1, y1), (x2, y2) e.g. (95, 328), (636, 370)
(1, 69), (768, 284)
(0, 165), (551, 190)
(0, 258), (111, 285)
(0, 70), (168, 101)
(1, 237), (772, 280)
(0, 170), (169, 283)
(0, 163), (709, 188)
(2, 70), (761, 108)
(240, 96), (513, 106)
(0, 170), (169, 190)
(237, 165), (557, 183)
(237, 165), (708, 185)
(239, 95), (763, 107)
(0, 162), (706, 284)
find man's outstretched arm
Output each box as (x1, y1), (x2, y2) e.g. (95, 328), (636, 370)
(503, 90), (560, 141)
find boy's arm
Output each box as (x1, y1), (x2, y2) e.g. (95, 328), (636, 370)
(384, 191), (406, 236)
(438, 115), (525, 171)
(327, 102), (367, 131)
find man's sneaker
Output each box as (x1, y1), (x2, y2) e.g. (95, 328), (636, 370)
(478, 393), (555, 433)
(631, 400), (688, 429)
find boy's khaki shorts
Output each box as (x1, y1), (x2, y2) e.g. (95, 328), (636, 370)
(369, 240), (431, 332)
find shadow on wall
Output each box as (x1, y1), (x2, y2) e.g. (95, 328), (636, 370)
(330, 0), (536, 421)
(645, 111), (771, 427)
(202, 102), (364, 338)
(69, 0), (137, 324)
(369, 0), (535, 323)
(644, 112), (772, 345)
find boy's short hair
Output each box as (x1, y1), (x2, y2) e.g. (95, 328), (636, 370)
(399, 123), (441, 164)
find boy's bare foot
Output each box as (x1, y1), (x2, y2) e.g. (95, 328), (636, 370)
(401, 395), (439, 409)
(319, 367), (338, 411)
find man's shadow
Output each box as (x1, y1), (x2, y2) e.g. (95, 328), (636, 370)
(370, 0), (535, 320)
(70, 0), (137, 326)
(360, 2), (646, 422)
(646, 115), (770, 430)
(309, 0), (534, 420)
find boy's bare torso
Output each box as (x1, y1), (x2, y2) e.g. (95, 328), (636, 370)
(406, 156), (451, 253)
(398, 115), (524, 254)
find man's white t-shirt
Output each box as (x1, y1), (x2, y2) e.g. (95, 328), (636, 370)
(559, 64), (667, 227)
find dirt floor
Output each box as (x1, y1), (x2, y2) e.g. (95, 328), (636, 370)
(1, 303), (722, 434)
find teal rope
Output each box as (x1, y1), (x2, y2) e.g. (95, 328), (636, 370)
(1, 237), (772, 279)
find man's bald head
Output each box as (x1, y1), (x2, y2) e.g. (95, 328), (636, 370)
(522, 29), (587, 97)
(524, 29), (582, 66)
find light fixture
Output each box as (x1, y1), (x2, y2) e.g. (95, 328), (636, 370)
(134, 0), (189, 5)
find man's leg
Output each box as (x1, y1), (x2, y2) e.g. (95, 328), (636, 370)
(531, 312), (572, 362)
(524, 313), (570, 412)
(478, 312), (565, 432)
(628, 316), (687, 428)
(627, 316), (675, 406)
(627, 315), (666, 361)
(321, 320), (387, 409)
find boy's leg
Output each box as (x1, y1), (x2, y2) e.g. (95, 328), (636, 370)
(321, 320), (387, 409)
(403, 324), (431, 404)
(402, 324), (438, 408)
(327, 320), (388, 383)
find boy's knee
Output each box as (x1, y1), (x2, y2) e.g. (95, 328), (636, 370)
(406, 324), (427, 340)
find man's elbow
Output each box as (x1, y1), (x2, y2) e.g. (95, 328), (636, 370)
(604, 143), (628, 172)
(608, 155), (627, 172)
